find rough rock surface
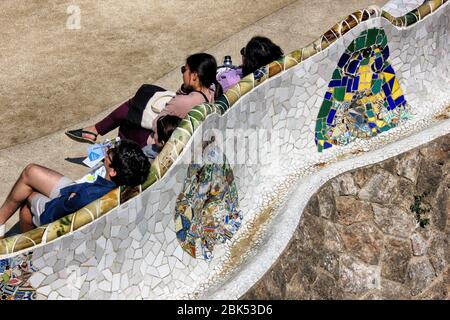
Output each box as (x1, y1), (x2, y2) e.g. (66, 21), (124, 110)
(242, 134), (449, 299)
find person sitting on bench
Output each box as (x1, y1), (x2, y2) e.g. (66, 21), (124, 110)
(65, 53), (222, 148)
(217, 36), (284, 92)
(0, 139), (150, 237)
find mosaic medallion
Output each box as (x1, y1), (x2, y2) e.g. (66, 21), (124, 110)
(175, 142), (243, 260)
(315, 28), (412, 152)
(0, 252), (37, 300)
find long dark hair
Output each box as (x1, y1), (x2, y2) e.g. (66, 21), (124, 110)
(186, 53), (223, 100)
(241, 36), (284, 76)
(156, 115), (182, 145)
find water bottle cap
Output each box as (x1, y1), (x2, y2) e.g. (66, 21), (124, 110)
(224, 55), (232, 66)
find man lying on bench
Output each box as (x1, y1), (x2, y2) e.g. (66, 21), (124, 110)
(0, 139), (150, 238)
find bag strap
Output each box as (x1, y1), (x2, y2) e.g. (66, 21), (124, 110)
(194, 90), (209, 103)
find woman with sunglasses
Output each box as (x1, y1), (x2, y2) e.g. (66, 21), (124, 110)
(66, 53), (223, 148)
(0, 140), (149, 237)
(217, 36), (284, 92)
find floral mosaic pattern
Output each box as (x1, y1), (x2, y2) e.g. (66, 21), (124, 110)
(0, 253), (37, 300)
(315, 28), (412, 152)
(175, 143), (242, 260)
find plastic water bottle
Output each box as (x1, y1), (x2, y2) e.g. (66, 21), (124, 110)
(223, 55), (232, 67)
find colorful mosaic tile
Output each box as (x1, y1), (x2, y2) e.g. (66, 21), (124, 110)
(0, 0), (447, 257)
(0, 252), (37, 300)
(315, 28), (412, 152)
(175, 143), (242, 260)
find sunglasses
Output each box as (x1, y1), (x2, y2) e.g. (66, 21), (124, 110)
(240, 47), (246, 57)
(105, 139), (121, 164)
(181, 65), (187, 74)
(106, 147), (114, 163)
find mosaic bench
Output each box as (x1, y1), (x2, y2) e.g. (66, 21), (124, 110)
(0, 0), (448, 300)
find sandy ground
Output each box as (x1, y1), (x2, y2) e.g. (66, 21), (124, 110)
(0, 0), (295, 149)
(0, 0), (387, 232)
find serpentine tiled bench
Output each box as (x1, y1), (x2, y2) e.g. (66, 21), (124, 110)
(0, 0), (448, 300)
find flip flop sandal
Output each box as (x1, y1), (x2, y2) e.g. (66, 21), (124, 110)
(65, 129), (98, 144)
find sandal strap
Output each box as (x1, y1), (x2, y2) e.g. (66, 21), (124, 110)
(81, 129), (98, 138)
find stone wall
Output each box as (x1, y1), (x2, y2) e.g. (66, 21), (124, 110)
(242, 133), (449, 299)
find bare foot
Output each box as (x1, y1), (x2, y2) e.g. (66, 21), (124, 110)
(83, 126), (99, 142)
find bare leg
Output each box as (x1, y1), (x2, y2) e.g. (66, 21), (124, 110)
(0, 164), (63, 225)
(19, 204), (35, 233)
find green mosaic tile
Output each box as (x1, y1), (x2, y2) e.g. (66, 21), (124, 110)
(189, 109), (205, 122)
(366, 28), (378, 46)
(318, 99), (333, 118)
(316, 132), (326, 140)
(316, 121), (323, 131)
(372, 79), (382, 94)
(355, 36), (366, 51)
(347, 41), (355, 53)
(380, 35), (388, 48)
(215, 95), (229, 113)
(386, 122), (397, 130)
(334, 87), (345, 102)
(332, 69), (342, 80)
(376, 34), (384, 46)
(405, 12), (419, 25)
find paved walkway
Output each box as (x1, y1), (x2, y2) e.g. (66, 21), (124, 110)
(0, 0), (295, 150)
(0, 0), (386, 232)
